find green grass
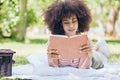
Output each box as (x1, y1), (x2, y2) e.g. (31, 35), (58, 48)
(13, 55), (29, 66)
(108, 54), (120, 62)
(30, 38), (48, 44)
(0, 38), (48, 44)
(0, 38), (120, 66)
(0, 77), (31, 80)
(106, 40), (120, 44)
(0, 38), (120, 79)
(93, 39), (120, 62)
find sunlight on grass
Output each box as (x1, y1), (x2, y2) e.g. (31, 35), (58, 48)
(108, 54), (120, 62)
(0, 77), (30, 80)
(108, 44), (120, 54)
(0, 38), (120, 66)
(13, 55), (29, 66)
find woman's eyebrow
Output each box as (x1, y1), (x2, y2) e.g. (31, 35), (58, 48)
(73, 17), (77, 19)
(62, 19), (69, 21)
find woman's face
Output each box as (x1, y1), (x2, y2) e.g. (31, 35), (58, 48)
(62, 14), (78, 36)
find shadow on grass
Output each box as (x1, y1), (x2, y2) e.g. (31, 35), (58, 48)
(30, 39), (120, 45)
(92, 39), (120, 44)
(0, 38), (18, 43)
(0, 38), (120, 45)
(0, 38), (48, 44)
(30, 38), (48, 44)
(106, 40), (120, 44)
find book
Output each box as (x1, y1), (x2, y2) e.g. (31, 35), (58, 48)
(47, 34), (90, 60)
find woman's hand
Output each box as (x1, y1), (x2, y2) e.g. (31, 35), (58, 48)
(47, 49), (59, 58)
(47, 49), (59, 67)
(79, 43), (93, 54)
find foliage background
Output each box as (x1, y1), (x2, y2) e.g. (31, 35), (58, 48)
(0, 0), (120, 66)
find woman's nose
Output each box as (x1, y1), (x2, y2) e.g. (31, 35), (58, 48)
(69, 22), (74, 28)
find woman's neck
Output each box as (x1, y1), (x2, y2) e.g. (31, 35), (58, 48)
(65, 34), (77, 37)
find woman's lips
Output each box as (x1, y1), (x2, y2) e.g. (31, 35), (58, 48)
(68, 29), (75, 32)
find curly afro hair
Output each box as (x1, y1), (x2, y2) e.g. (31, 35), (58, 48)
(44, 0), (92, 35)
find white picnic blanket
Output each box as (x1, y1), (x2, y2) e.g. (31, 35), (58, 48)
(12, 53), (120, 80)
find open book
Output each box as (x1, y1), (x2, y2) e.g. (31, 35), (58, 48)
(47, 34), (90, 60)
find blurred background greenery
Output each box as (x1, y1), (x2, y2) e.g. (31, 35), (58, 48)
(0, 0), (120, 66)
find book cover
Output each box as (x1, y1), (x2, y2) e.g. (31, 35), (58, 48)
(47, 34), (90, 60)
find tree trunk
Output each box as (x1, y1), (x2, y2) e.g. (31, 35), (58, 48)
(15, 0), (27, 41)
(105, 8), (119, 37)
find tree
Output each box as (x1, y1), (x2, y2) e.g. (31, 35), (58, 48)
(87, 0), (120, 37)
(105, 1), (120, 37)
(14, 0), (27, 41)
(16, 0), (56, 41)
(0, 0), (19, 38)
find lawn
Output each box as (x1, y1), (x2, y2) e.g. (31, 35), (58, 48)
(0, 38), (120, 66)
(0, 37), (120, 80)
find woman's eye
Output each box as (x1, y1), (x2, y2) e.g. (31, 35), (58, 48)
(72, 19), (78, 23)
(63, 22), (69, 24)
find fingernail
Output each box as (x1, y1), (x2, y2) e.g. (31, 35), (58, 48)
(80, 51), (82, 53)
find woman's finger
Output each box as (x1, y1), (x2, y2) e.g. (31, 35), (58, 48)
(82, 48), (92, 52)
(80, 45), (90, 50)
(80, 45), (92, 53)
(47, 49), (59, 54)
